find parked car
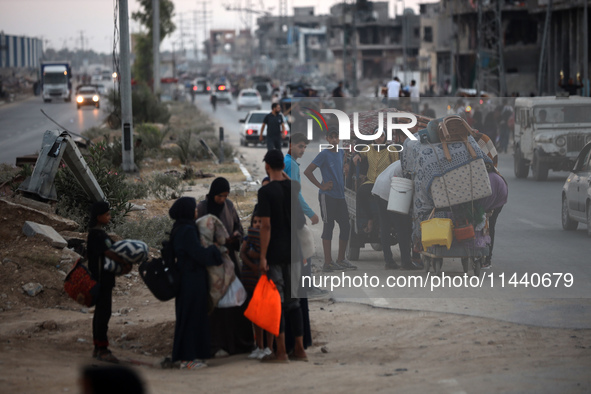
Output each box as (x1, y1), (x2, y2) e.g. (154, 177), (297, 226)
(514, 95), (591, 181)
(562, 141), (591, 236)
(236, 89), (262, 110)
(239, 110), (290, 147)
(75, 85), (100, 109)
(254, 82), (273, 100)
(213, 82), (232, 103)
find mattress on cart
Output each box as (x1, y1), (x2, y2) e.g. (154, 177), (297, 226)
(401, 138), (492, 244)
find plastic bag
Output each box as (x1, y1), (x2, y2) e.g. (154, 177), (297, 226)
(244, 274), (281, 337)
(217, 278), (247, 308)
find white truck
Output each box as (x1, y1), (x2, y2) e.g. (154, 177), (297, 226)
(513, 95), (591, 181)
(41, 61), (72, 102)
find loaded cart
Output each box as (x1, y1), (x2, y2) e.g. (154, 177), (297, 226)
(343, 108), (432, 261)
(403, 116), (495, 277)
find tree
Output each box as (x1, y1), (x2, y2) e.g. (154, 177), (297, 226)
(131, 0), (175, 84)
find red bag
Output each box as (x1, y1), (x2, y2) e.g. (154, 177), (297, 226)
(64, 259), (100, 307)
(244, 274), (281, 337)
(453, 221), (475, 241)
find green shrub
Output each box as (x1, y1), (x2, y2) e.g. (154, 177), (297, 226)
(82, 127), (109, 141)
(112, 215), (174, 249)
(104, 83), (171, 129)
(136, 123), (168, 150)
(148, 172), (185, 200)
(55, 141), (134, 229)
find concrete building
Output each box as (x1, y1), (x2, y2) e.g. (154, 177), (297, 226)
(438, 0), (589, 96)
(327, 1), (421, 81)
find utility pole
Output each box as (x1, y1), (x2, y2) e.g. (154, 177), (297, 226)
(351, 1), (358, 96)
(537, 0), (552, 95)
(342, 2), (347, 83)
(153, 0), (161, 98)
(119, 0), (135, 172)
(584, 0), (589, 96)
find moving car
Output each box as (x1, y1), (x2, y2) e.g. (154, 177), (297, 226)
(236, 89), (262, 110)
(75, 85), (100, 109)
(192, 77), (210, 94)
(254, 82), (273, 100)
(213, 81), (232, 103)
(562, 141), (591, 236)
(514, 95), (591, 181)
(239, 110), (290, 147)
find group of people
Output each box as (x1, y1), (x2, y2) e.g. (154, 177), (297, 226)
(86, 141), (318, 368)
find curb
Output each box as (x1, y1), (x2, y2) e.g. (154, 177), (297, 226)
(233, 157), (254, 183)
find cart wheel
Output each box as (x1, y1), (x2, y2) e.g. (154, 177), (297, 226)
(434, 258), (443, 275)
(461, 258), (469, 274)
(423, 256), (431, 273)
(472, 258), (482, 277)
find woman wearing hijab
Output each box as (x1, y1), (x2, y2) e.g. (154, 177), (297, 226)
(197, 177), (253, 356)
(169, 197), (222, 370)
(197, 177), (244, 262)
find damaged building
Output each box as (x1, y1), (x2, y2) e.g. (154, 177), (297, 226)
(429, 0), (590, 96)
(328, 1), (421, 81)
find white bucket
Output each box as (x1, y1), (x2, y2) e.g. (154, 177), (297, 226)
(387, 177), (414, 214)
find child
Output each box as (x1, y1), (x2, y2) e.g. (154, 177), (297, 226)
(304, 128), (357, 272)
(240, 210), (274, 359)
(86, 201), (130, 363)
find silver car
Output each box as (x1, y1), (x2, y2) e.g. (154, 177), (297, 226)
(562, 141), (591, 236)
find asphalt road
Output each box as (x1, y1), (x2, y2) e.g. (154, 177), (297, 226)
(195, 94), (591, 329)
(0, 95), (105, 166)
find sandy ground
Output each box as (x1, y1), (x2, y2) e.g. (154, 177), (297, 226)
(0, 244), (590, 393)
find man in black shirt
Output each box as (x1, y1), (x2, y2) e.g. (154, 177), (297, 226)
(258, 150), (307, 363)
(259, 103), (285, 152)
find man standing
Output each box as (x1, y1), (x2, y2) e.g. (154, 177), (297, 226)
(409, 80), (420, 113)
(285, 133), (328, 299)
(258, 150), (307, 363)
(332, 81), (345, 111)
(387, 77), (401, 108)
(260, 103), (286, 152)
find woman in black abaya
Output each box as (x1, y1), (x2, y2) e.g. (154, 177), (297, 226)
(169, 197), (222, 369)
(197, 177), (253, 356)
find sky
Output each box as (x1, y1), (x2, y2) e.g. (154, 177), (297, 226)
(0, 0), (431, 55)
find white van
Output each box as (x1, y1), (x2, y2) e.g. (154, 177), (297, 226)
(513, 95), (591, 181)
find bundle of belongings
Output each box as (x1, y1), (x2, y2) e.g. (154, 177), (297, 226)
(401, 116), (497, 251)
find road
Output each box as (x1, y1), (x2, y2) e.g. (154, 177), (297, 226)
(3, 94), (589, 328)
(0, 95), (105, 166)
(195, 95), (591, 329)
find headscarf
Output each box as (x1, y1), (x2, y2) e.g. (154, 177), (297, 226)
(206, 177), (230, 218)
(82, 365), (144, 394)
(89, 201), (110, 228)
(169, 196), (197, 224)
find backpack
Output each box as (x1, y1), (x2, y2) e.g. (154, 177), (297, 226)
(139, 230), (180, 301)
(435, 115), (478, 161)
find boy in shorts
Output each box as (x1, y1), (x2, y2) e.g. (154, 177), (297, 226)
(304, 128), (357, 272)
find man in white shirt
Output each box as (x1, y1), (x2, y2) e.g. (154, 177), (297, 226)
(387, 77), (401, 109)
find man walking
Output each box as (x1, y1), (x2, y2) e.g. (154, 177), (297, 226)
(387, 76), (401, 108)
(260, 103), (286, 152)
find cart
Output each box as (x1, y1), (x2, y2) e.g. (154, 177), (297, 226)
(421, 244), (489, 277)
(344, 160), (396, 260)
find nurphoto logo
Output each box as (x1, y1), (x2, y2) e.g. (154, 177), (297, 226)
(303, 108), (418, 152)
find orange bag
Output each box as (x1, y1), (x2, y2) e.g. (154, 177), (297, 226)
(244, 274), (281, 337)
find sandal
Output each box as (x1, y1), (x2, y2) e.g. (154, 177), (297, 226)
(95, 348), (119, 364)
(180, 360), (207, 370)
